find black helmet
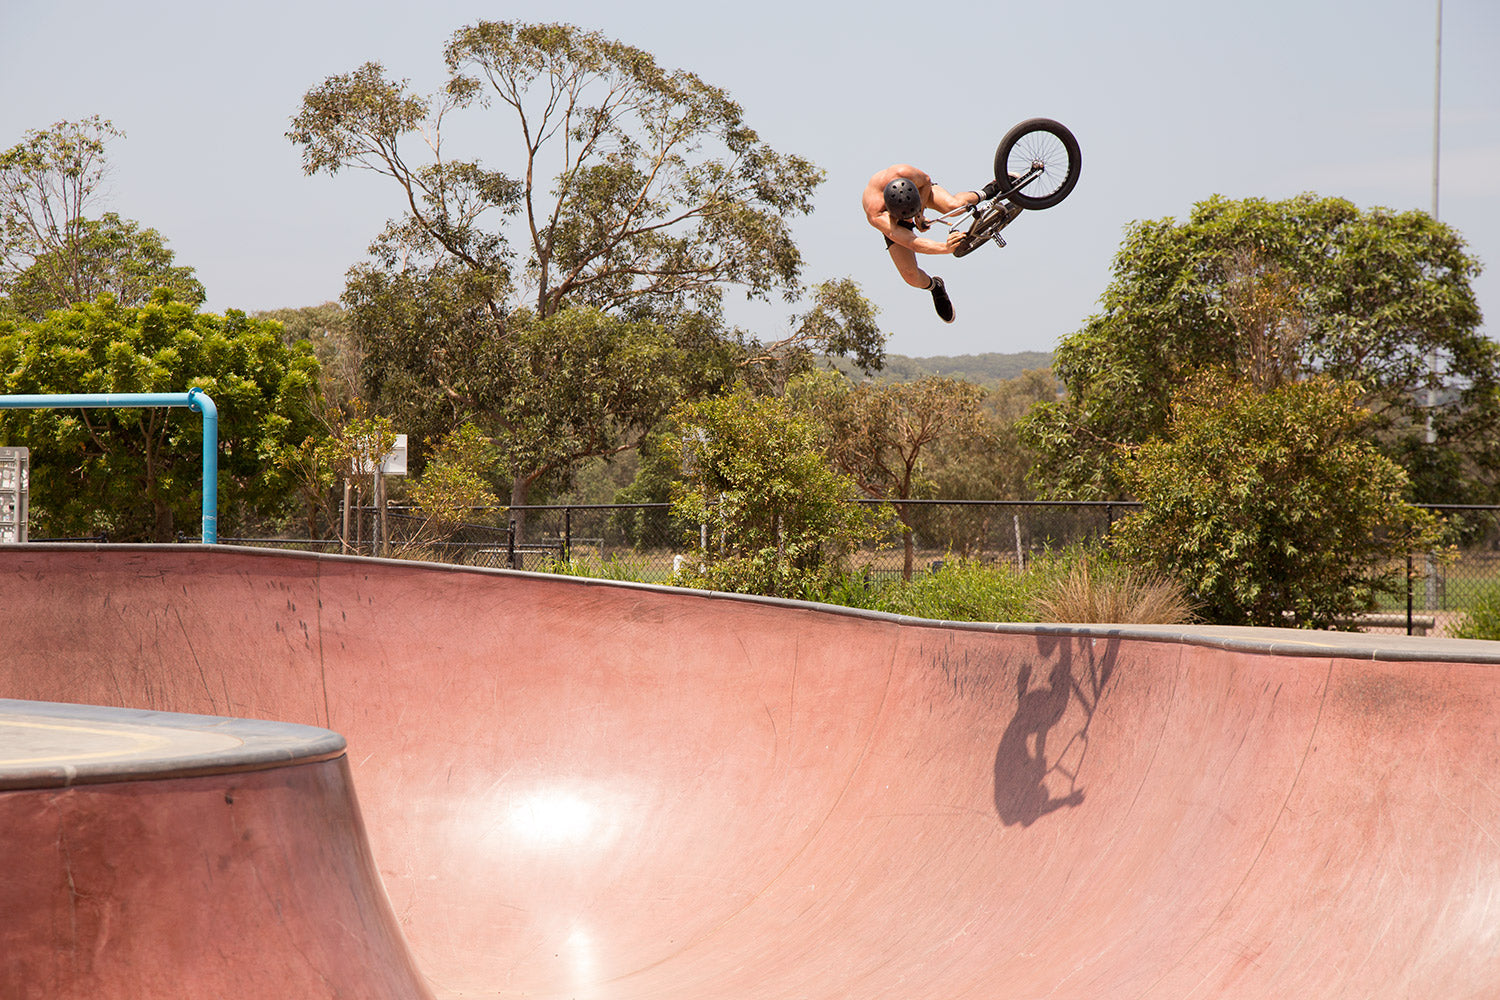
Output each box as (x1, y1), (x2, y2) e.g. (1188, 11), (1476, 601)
(883, 177), (921, 220)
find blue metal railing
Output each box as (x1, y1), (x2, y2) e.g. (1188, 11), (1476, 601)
(0, 389), (219, 543)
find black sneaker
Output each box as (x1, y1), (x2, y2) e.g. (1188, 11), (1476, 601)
(929, 275), (955, 323)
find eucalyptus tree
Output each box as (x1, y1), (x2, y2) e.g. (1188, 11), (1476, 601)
(1, 118), (202, 318)
(288, 21), (873, 518)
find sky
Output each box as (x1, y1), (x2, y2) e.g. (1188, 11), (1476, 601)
(2, 0), (1496, 361)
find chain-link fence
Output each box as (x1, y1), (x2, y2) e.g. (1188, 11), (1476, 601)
(860, 499), (1138, 578)
(301, 499), (1140, 582)
(1400, 505), (1500, 636)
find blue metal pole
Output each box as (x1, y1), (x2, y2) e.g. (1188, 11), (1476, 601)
(0, 390), (220, 543)
(187, 388), (218, 544)
(0, 392), (207, 409)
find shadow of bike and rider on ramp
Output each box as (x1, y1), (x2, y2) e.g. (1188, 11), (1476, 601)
(993, 635), (1120, 827)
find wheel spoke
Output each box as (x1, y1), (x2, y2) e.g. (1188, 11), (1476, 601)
(1014, 135), (1062, 196)
(1011, 135), (1067, 197)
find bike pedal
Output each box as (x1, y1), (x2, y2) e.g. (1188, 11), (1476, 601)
(992, 234), (1007, 249)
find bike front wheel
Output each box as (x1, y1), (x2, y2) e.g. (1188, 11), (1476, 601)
(993, 118), (1080, 211)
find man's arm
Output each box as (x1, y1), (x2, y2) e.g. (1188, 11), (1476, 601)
(877, 217), (966, 255)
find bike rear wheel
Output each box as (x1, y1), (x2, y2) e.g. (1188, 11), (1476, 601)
(993, 118), (1080, 211)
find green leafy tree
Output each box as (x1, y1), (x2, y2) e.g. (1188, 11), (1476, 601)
(288, 21), (885, 535)
(608, 428), (692, 548)
(0, 293), (322, 541)
(254, 301), (360, 411)
(273, 403), (394, 545)
(345, 259), (724, 525)
(968, 368), (1058, 498)
(257, 302), (371, 539)
(405, 422), (499, 539)
(914, 369), (1058, 559)
(668, 388), (886, 597)
(6, 213), (203, 318)
(795, 371), (994, 579)
(493, 308), (703, 512)
(740, 278), (886, 385)
(1, 118), (202, 318)
(1110, 370), (1442, 628)
(274, 434), (337, 539)
(1022, 194), (1492, 500)
(329, 411), (399, 551)
(2, 117), (118, 295)
(340, 260), (500, 474)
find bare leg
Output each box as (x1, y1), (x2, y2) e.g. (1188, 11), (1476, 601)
(927, 183), (979, 215)
(887, 244), (931, 289)
(888, 244), (954, 323)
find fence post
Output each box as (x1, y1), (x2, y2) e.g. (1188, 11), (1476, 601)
(376, 469), (388, 558)
(564, 507), (572, 564)
(507, 518), (518, 570)
(1407, 553), (1415, 636)
(340, 481), (352, 555)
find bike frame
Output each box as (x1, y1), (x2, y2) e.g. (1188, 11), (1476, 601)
(935, 162), (1045, 226)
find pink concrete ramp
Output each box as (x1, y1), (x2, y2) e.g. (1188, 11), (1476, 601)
(4, 544), (1500, 998)
(0, 701), (431, 999)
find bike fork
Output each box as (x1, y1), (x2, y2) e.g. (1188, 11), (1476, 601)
(995, 163), (1044, 201)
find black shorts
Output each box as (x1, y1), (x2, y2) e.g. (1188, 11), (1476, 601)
(883, 219), (916, 250)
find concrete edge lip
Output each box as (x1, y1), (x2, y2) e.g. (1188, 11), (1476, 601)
(23, 543), (1500, 666)
(0, 699), (347, 790)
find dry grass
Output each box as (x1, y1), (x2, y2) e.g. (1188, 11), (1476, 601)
(1032, 558), (1197, 625)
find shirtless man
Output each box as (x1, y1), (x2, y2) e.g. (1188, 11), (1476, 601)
(862, 165), (1005, 323)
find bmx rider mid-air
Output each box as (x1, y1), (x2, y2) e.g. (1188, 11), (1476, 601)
(861, 165), (1007, 324)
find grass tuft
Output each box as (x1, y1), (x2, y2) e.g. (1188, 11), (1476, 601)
(1031, 556), (1196, 625)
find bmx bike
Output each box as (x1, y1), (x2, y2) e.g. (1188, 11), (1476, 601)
(949, 118), (1081, 258)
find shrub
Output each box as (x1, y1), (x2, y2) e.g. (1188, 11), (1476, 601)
(406, 423), (498, 534)
(874, 558), (1039, 622)
(1451, 582), (1500, 640)
(1112, 372), (1442, 628)
(667, 389), (888, 598)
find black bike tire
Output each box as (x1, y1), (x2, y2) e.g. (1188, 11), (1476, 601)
(992, 118), (1080, 211)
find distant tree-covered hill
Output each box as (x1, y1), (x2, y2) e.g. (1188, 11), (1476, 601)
(830, 351), (1054, 387)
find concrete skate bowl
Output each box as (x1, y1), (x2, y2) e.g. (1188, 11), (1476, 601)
(4, 543), (1500, 999)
